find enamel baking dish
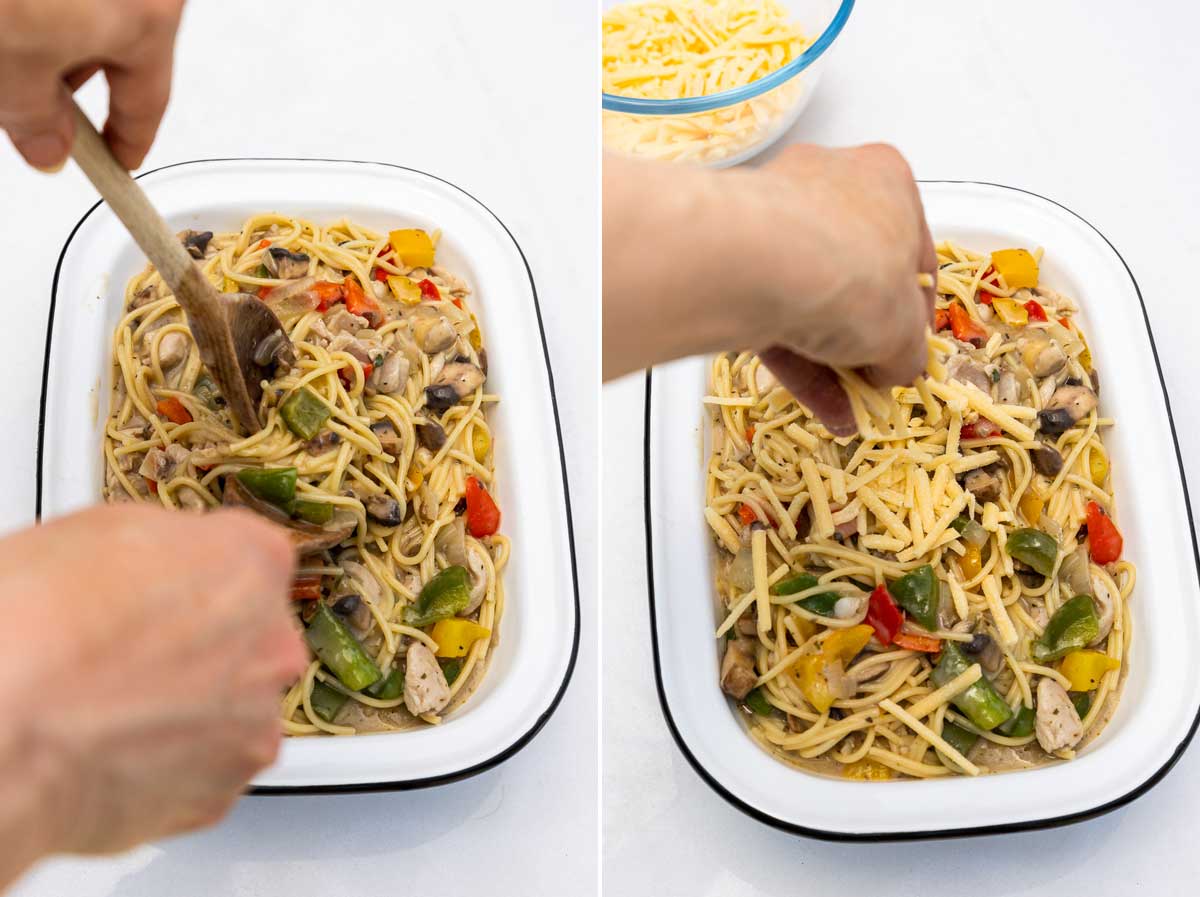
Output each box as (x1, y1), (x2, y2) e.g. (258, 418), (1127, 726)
(37, 158), (579, 792)
(644, 181), (1200, 838)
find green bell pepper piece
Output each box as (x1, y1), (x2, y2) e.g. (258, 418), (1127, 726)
(309, 680), (348, 722)
(1007, 527), (1058, 577)
(889, 564), (939, 631)
(402, 566), (471, 628)
(1032, 594), (1099, 662)
(1071, 691), (1093, 718)
(256, 263), (270, 278)
(293, 499), (333, 525)
(999, 703), (1035, 737)
(932, 642), (1012, 731)
(744, 687), (774, 716)
(771, 572), (839, 616)
(941, 721), (979, 758)
(236, 466), (297, 506)
(305, 603), (381, 691)
(366, 666), (405, 700)
(440, 658), (464, 684)
(280, 388), (332, 441)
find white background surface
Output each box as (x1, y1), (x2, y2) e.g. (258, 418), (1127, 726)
(604, 1), (1200, 895)
(0, 2), (597, 896)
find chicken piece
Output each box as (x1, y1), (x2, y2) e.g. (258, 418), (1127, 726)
(156, 331), (189, 369)
(368, 351), (409, 395)
(720, 637), (757, 700)
(403, 643), (451, 716)
(412, 315), (456, 354)
(1035, 677), (1084, 753)
(138, 443), (190, 483)
(946, 354), (992, 394)
(326, 307), (369, 335)
(996, 370), (1021, 405)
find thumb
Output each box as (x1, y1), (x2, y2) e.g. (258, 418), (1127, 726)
(758, 347), (857, 437)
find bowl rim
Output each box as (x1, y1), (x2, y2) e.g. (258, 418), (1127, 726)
(601, 0), (855, 115)
(35, 156), (582, 795)
(641, 180), (1200, 840)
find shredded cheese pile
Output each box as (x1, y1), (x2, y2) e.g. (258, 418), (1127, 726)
(602, 0), (808, 164)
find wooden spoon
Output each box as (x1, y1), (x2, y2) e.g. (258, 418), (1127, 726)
(68, 102), (294, 432)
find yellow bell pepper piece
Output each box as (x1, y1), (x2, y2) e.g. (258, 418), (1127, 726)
(789, 655), (835, 713)
(1059, 650), (1120, 691)
(843, 758), (892, 781)
(388, 228), (436, 268)
(223, 277), (240, 293)
(992, 297), (1029, 326)
(406, 467), (423, 492)
(387, 274), (422, 306)
(1019, 489), (1044, 525)
(823, 624), (874, 664)
(990, 248), (1039, 289)
(472, 427), (491, 463)
(431, 618), (491, 658)
(1089, 448), (1109, 486)
(958, 543), (982, 580)
(792, 614), (818, 645)
(469, 326), (482, 351)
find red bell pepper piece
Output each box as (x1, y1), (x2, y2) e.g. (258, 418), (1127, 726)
(338, 362), (374, 387)
(934, 308), (950, 332)
(1086, 501), (1123, 564)
(948, 302), (988, 347)
(372, 267), (390, 282)
(156, 396), (192, 425)
(866, 584), (904, 646)
(960, 418), (999, 440)
(144, 476), (158, 495)
(465, 476), (501, 537)
(258, 239), (271, 249)
(737, 504), (757, 526)
(1058, 316), (1071, 329)
(344, 277), (384, 326)
(418, 278), (440, 300)
(311, 280), (345, 312)
(1024, 299), (1048, 322)
(745, 426), (756, 443)
(893, 631), (942, 653)
(290, 575), (323, 601)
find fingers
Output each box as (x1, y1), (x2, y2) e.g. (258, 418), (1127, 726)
(862, 304), (928, 389)
(915, 197), (938, 328)
(759, 347), (857, 437)
(0, 56), (74, 170)
(103, 40), (176, 170)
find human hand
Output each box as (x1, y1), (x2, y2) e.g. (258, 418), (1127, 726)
(0, 0), (185, 171)
(0, 504), (305, 868)
(738, 143), (936, 433)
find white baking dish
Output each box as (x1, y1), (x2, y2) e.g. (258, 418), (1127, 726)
(37, 158), (579, 792)
(644, 180), (1200, 838)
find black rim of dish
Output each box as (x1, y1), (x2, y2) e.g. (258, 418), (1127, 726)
(36, 157), (581, 795)
(642, 180), (1200, 840)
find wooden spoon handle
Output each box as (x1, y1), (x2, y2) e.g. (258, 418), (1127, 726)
(68, 101), (210, 316)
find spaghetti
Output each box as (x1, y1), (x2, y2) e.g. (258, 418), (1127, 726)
(102, 214), (507, 736)
(708, 241), (1132, 779)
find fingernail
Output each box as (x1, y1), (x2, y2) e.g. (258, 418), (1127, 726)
(18, 133), (68, 172)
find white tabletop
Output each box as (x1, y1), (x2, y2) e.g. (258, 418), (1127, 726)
(0, 2), (597, 895)
(604, 1), (1200, 894)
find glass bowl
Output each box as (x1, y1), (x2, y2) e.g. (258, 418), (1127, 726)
(602, 0), (855, 167)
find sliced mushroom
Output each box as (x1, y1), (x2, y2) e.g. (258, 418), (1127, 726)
(964, 631), (1004, 673)
(424, 362), (485, 412)
(370, 420), (401, 453)
(365, 493), (403, 527)
(1038, 384), (1098, 434)
(435, 517), (469, 568)
(946, 354), (992, 394)
(222, 477), (355, 552)
(264, 246), (310, 279)
(720, 638), (757, 700)
(1035, 677), (1084, 753)
(1030, 443), (1064, 476)
(996, 370), (1021, 405)
(963, 466), (1003, 503)
(368, 351), (409, 395)
(131, 284), (159, 309)
(1059, 547), (1092, 597)
(1021, 336), (1068, 378)
(138, 443), (190, 483)
(1089, 573), (1115, 646)
(412, 315), (456, 354)
(403, 643), (452, 716)
(415, 419), (447, 451)
(179, 230), (213, 259)
(305, 430), (341, 456)
(464, 544), (488, 614)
